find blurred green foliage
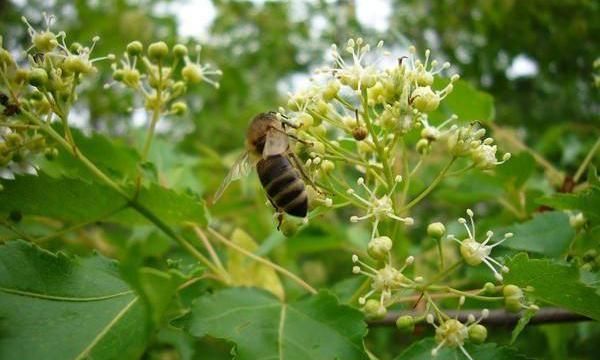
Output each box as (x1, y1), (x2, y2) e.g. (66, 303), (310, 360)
(0, 0), (599, 359)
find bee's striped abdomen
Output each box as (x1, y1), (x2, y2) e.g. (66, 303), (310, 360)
(257, 155), (307, 217)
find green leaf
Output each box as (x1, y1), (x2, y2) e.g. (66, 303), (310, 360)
(394, 338), (527, 360)
(40, 125), (140, 180)
(432, 79), (495, 123)
(180, 288), (368, 360)
(495, 152), (535, 188)
(228, 229), (284, 300)
(0, 173), (208, 226)
(538, 185), (600, 224)
(505, 253), (600, 321)
(500, 211), (574, 257)
(0, 240), (148, 359)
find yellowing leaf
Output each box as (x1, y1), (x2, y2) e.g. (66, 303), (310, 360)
(227, 228), (284, 299)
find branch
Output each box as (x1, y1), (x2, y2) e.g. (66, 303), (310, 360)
(368, 308), (591, 327)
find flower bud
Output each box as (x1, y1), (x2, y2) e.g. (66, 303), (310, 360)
(126, 41), (144, 56)
(352, 127), (368, 141)
(69, 42), (83, 54)
(411, 86), (440, 113)
(280, 217), (299, 237)
(173, 44), (188, 58)
(363, 299), (387, 320)
(122, 68), (141, 88)
(170, 101), (188, 116)
(416, 138), (430, 155)
(182, 63), (203, 84)
(62, 55), (94, 74)
(569, 212), (586, 230)
(33, 31), (58, 52)
(427, 222), (446, 239)
(112, 69), (125, 81)
(0, 48), (15, 67)
(148, 41), (169, 61)
(503, 284), (523, 313)
(44, 147), (59, 160)
(322, 80), (340, 101)
(367, 236), (393, 260)
(416, 71), (434, 86)
(468, 324), (487, 344)
(421, 126), (440, 141)
(296, 112), (314, 128)
(28, 68), (48, 87)
(395, 315), (415, 333)
(483, 282), (496, 294)
(460, 239), (483, 266)
(321, 159), (335, 173)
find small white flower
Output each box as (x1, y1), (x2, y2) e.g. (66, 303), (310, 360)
(470, 138), (511, 169)
(347, 176), (413, 238)
(319, 38), (387, 92)
(448, 209), (512, 281)
(352, 253), (415, 307)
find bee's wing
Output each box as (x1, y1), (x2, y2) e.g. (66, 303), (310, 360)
(212, 151), (252, 204)
(263, 128), (289, 158)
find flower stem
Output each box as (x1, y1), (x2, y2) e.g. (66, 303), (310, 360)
(401, 157), (456, 211)
(360, 88), (394, 190)
(574, 137), (600, 183)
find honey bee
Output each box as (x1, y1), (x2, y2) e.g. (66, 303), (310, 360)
(213, 112), (312, 228)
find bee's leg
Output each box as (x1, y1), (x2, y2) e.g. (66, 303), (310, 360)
(276, 212), (284, 230)
(268, 125), (312, 146)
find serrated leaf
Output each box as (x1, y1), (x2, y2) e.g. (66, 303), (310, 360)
(538, 185), (600, 224)
(500, 211), (574, 257)
(394, 338), (527, 360)
(180, 288), (368, 360)
(228, 229), (284, 299)
(40, 125), (140, 180)
(505, 253), (600, 321)
(0, 173), (208, 226)
(0, 240), (148, 359)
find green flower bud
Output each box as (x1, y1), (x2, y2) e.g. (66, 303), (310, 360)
(144, 93), (161, 109)
(416, 138), (430, 155)
(320, 159), (335, 173)
(122, 68), (141, 88)
(569, 212), (586, 229)
(147, 41), (169, 61)
(171, 81), (187, 97)
(126, 41), (144, 56)
(0, 48), (15, 68)
(395, 315), (415, 333)
(322, 80), (340, 101)
(33, 31), (58, 52)
(280, 218), (299, 237)
(30, 90), (44, 101)
(297, 112), (314, 128)
(367, 236), (393, 260)
(173, 44), (188, 58)
(14, 69), (28, 84)
(44, 147), (59, 160)
(170, 101), (188, 116)
(411, 86), (440, 112)
(112, 69), (125, 82)
(483, 282), (496, 294)
(427, 222), (446, 239)
(69, 42), (83, 54)
(503, 284), (523, 313)
(363, 299), (387, 320)
(468, 324), (487, 344)
(182, 63), (203, 84)
(416, 71), (434, 86)
(28, 68), (48, 87)
(62, 55), (94, 74)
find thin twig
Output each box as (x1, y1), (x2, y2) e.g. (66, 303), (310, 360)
(369, 308), (591, 327)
